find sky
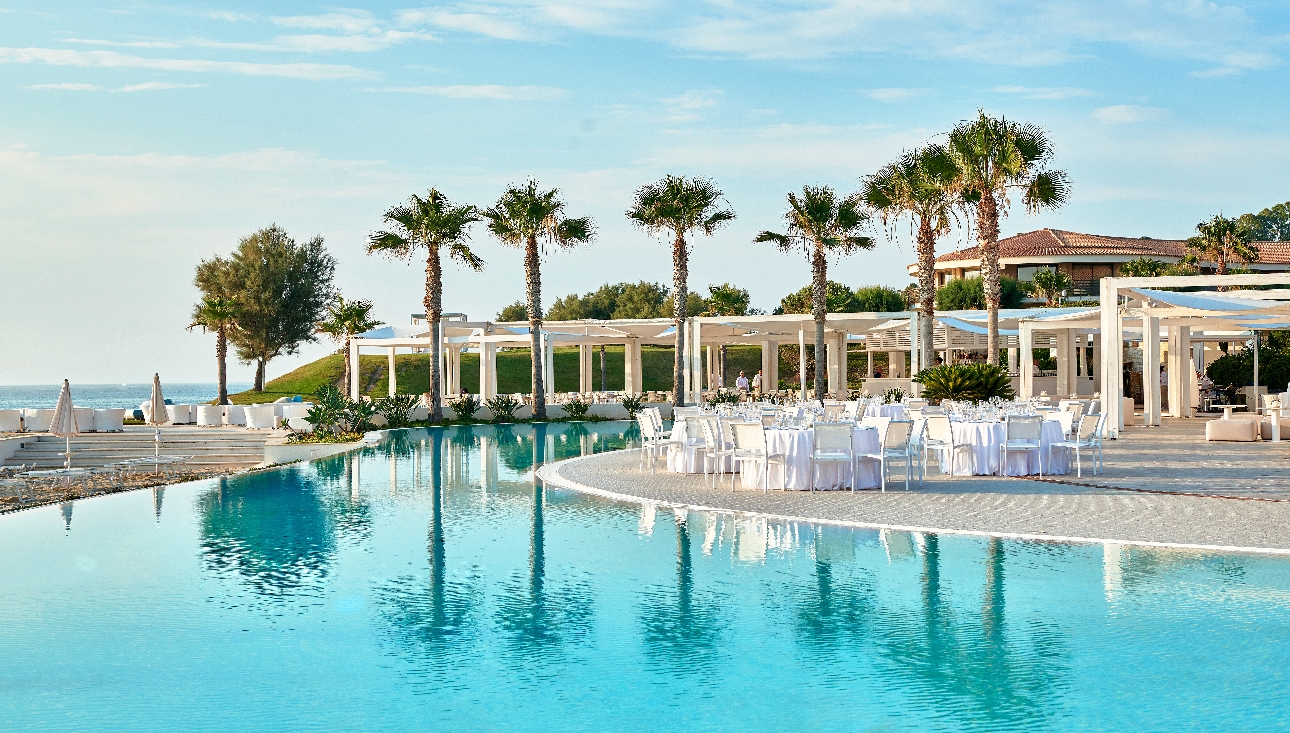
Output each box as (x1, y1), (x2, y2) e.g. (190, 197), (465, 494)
(1, 0), (1288, 386)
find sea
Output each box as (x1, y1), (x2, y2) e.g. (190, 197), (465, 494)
(0, 383), (252, 410)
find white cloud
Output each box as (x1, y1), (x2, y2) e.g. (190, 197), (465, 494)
(371, 84), (569, 100)
(991, 85), (1097, 100)
(60, 38), (183, 49)
(273, 10), (381, 34)
(397, 9), (533, 41)
(27, 82), (101, 91)
(866, 88), (926, 103)
(0, 47), (375, 80)
(193, 30), (436, 54)
(119, 82), (206, 92)
(1092, 104), (1168, 124)
(1190, 66), (1243, 78)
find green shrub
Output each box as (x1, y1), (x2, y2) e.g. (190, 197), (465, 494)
(485, 394), (521, 422)
(374, 394), (418, 428)
(308, 384), (349, 435)
(883, 387), (906, 404)
(562, 396), (590, 420)
(621, 394), (645, 418)
(705, 389), (741, 407)
(344, 398), (378, 433)
(934, 276), (1027, 310)
(913, 363), (1015, 403)
(448, 393), (482, 421)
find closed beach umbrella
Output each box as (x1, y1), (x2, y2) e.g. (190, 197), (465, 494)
(49, 379), (78, 468)
(148, 373), (170, 426)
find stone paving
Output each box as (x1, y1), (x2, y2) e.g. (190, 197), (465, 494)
(538, 421), (1290, 553)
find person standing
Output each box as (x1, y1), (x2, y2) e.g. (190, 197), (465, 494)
(751, 370), (763, 397)
(735, 370), (750, 395)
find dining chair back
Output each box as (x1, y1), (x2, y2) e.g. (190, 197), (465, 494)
(1005, 415), (1044, 442)
(823, 405), (847, 422)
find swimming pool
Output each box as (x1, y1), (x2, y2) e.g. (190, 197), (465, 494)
(2, 422), (1289, 731)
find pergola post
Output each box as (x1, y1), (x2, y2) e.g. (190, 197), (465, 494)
(387, 347), (398, 397)
(688, 321), (703, 404)
(705, 344), (715, 390)
(761, 340), (778, 393)
(887, 351), (904, 378)
(826, 334), (843, 397)
(867, 348), (874, 380)
(544, 332), (555, 398)
(349, 341), (361, 400)
(479, 339), (497, 400)
(798, 329), (808, 398)
(1055, 331), (1071, 397)
(1019, 321), (1034, 399)
(579, 344), (592, 393)
(630, 339), (643, 394)
(1168, 325), (1191, 417)
(1143, 313), (1161, 427)
(1007, 347), (1018, 375)
(451, 347), (462, 396)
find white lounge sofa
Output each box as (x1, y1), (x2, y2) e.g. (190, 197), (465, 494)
(245, 405), (277, 430)
(0, 409), (21, 432)
(225, 405), (247, 426)
(73, 407), (95, 431)
(24, 409), (54, 432)
(93, 409), (125, 432)
(196, 405), (225, 427)
(167, 405), (195, 424)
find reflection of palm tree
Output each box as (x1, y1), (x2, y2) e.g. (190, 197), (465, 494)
(374, 430), (479, 671)
(638, 515), (723, 674)
(495, 425), (593, 659)
(794, 530), (873, 652)
(870, 534), (1068, 726)
(198, 471), (338, 597)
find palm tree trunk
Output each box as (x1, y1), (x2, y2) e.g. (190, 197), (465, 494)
(426, 247), (444, 422)
(525, 234), (547, 419)
(340, 337), (350, 394)
(977, 194), (1002, 365)
(216, 325), (229, 405)
(811, 239), (828, 402)
(916, 217), (937, 373)
(254, 359), (266, 392)
(672, 230), (688, 407)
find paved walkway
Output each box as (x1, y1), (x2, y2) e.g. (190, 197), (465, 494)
(538, 423), (1290, 553)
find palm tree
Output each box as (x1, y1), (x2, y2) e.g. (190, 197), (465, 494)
(627, 176), (736, 406)
(756, 186), (873, 400)
(368, 189), (484, 421)
(316, 296), (383, 398)
(484, 179), (595, 419)
(1187, 214), (1259, 285)
(948, 111), (1069, 365)
(188, 296), (239, 405)
(862, 145), (959, 372)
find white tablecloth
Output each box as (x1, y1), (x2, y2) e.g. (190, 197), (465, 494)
(666, 420), (733, 474)
(938, 420), (1068, 476)
(739, 427), (882, 491)
(864, 405), (908, 420)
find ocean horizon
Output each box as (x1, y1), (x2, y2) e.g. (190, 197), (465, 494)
(0, 383), (254, 410)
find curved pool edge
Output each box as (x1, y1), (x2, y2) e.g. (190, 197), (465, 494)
(537, 450), (1290, 557)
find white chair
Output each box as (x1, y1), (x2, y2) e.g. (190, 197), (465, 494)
(1000, 415), (1045, 477)
(0, 409), (21, 432)
(73, 407), (95, 432)
(1045, 410), (1074, 437)
(637, 415), (664, 473)
(923, 415), (969, 476)
(1056, 413), (1107, 477)
(92, 409), (124, 432)
(685, 418), (714, 479)
(24, 409), (54, 432)
(908, 417), (928, 481)
(842, 401), (860, 422)
(823, 404), (847, 422)
(196, 405), (225, 427)
(857, 419), (916, 492)
(225, 405), (247, 426)
(860, 415), (891, 437)
(700, 418), (736, 488)
(811, 422), (856, 491)
(730, 422), (787, 493)
(166, 405), (192, 424)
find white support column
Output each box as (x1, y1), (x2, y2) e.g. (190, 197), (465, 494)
(1143, 314), (1161, 427)
(826, 335), (843, 396)
(705, 344), (715, 391)
(630, 339), (643, 394)
(451, 347), (462, 396)
(1056, 331), (1071, 397)
(689, 321), (704, 404)
(349, 341), (361, 400)
(1168, 325), (1191, 418)
(798, 329), (808, 397)
(479, 339), (497, 400)
(1019, 321), (1035, 399)
(761, 340), (778, 394)
(437, 323), (446, 399)
(544, 333), (555, 398)
(1007, 347), (1019, 375)
(388, 347), (398, 397)
(867, 348), (874, 380)
(579, 344), (592, 393)
(682, 321), (693, 403)
(887, 351), (905, 379)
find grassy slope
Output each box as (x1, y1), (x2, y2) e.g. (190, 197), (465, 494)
(230, 343), (872, 403)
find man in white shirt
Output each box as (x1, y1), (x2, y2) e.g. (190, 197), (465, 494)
(751, 370), (763, 396)
(735, 371), (750, 394)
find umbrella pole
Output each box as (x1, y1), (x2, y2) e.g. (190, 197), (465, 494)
(65, 435), (71, 469)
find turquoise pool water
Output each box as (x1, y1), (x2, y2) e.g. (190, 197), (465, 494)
(2, 422), (1289, 731)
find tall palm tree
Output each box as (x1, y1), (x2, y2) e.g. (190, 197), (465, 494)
(862, 145), (959, 372)
(948, 111), (1069, 365)
(484, 179), (595, 419)
(188, 295), (239, 405)
(626, 176), (735, 406)
(756, 186), (873, 400)
(368, 189), (484, 421)
(1187, 214), (1259, 284)
(316, 295), (383, 398)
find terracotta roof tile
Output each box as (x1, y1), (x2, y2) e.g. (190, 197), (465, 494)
(933, 228), (1290, 265)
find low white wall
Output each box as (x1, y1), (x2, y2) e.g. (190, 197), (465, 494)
(263, 441), (364, 466)
(0, 435), (27, 463)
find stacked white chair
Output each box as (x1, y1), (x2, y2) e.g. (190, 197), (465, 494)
(700, 418), (737, 488)
(730, 422), (787, 493)
(636, 415), (664, 473)
(857, 419), (916, 491)
(1056, 413), (1106, 477)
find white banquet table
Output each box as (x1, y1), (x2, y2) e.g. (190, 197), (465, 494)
(864, 405), (907, 420)
(739, 426), (882, 491)
(939, 420), (1068, 476)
